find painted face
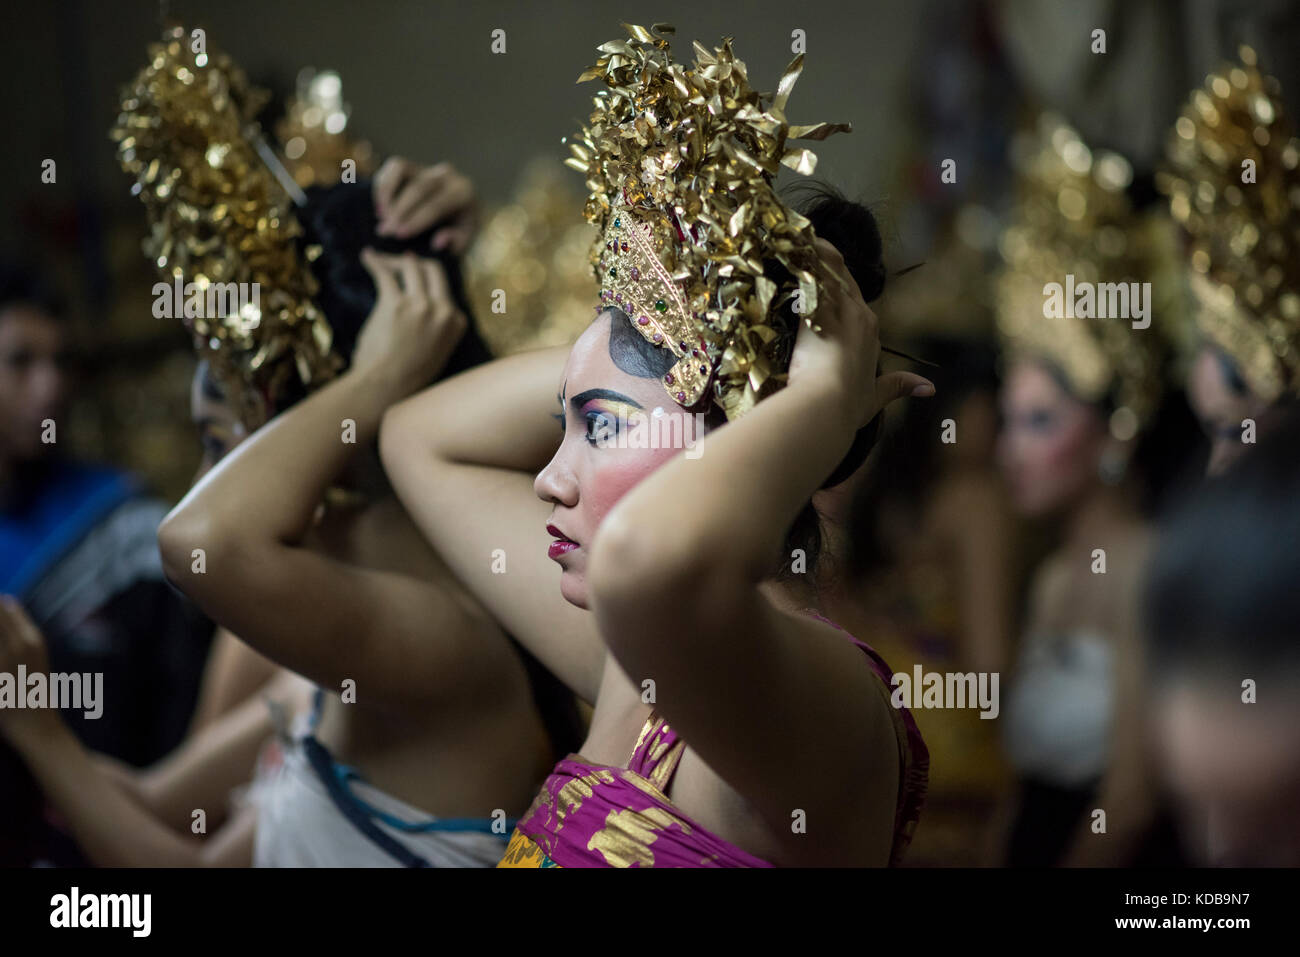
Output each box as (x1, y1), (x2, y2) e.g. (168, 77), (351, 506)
(0, 306), (68, 463)
(534, 311), (706, 609)
(996, 360), (1108, 516)
(189, 361), (249, 483)
(1156, 678), (1300, 865)
(1187, 345), (1270, 476)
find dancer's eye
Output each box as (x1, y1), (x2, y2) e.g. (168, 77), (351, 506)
(585, 411), (617, 446)
(1025, 409), (1057, 433)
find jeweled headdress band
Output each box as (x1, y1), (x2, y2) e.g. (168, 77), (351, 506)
(111, 25), (339, 429)
(1157, 46), (1300, 401)
(567, 23), (851, 421)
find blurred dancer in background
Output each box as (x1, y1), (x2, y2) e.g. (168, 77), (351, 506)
(1158, 48), (1300, 475)
(0, 264), (212, 864)
(994, 115), (1200, 866)
(1145, 411), (1300, 866)
(0, 28), (582, 866)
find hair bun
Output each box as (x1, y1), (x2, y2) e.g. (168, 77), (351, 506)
(795, 183), (887, 303)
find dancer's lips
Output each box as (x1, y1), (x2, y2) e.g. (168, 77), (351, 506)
(547, 524), (578, 560)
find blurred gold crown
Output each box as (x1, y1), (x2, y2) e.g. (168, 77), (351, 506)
(111, 26), (339, 429)
(275, 68), (376, 190)
(996, 113), (1179, 438)
(465, 159), (599, 356)
(1157, 46), (1300, 401)
(566, 23), (850, 420)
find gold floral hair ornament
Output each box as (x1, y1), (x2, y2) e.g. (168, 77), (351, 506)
(1157, 46), (1300, 402)
(111, 25), (339, 429)
(995, 113), (1180, 439)
(565, 23), (851, 420)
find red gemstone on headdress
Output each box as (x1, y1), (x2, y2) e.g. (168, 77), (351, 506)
(664, 372), (674, 384)
(691, 348), (699, 357)
(652, 332), (663, 342)
(621, 242), (628, 252)
(676, 391), (686, 402)
(630, 267), (640, 280)
(637, 316), (649, 325)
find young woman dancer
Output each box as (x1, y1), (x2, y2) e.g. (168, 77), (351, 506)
(381, 26), (929, 867)
(1, 153), (578, 865)
(155, 179), (581, 866)
(994, 115), (1199, 866)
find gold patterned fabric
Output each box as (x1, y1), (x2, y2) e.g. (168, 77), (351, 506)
(498, 612), (928, 868)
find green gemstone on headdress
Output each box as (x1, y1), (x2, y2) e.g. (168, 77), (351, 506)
(654, 299), (667, 312)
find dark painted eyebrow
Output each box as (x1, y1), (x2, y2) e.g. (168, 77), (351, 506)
(569, 388), (643, 411)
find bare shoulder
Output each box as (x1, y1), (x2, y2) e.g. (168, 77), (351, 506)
(759, 603), (901, 864)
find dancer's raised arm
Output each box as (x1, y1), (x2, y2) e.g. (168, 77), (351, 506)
(159, 252), (510, 707)
(381, 342), (607, 704)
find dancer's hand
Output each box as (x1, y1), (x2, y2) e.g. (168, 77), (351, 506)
(0, 596), (58, 741)
(372, 157), (479, 254)
(786, 238), (933, 432)
(353, 249), (468, 398)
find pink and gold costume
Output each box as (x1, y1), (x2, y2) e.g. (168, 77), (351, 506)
(499, 611), (928, 867)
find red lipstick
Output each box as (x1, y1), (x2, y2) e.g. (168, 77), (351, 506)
(547, 524), (578, 560)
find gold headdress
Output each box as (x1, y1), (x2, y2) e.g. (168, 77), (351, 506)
(275, 68), (376, 190)
(996, 113), (1179, 439)
(111, 26), (338, 429)
(1157, 46), (1300, 401)
(466, 159), (600, 356)
(566, 23), (850, 420)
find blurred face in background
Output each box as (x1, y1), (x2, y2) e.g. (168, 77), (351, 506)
(997, 359), (1108, 517)
(0, 304), (68, 465)
(1156, 676), (1300, 865)
(1187, 344), (1270, 476)
(189, 361), (249, 483)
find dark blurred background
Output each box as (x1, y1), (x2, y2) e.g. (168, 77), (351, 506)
(3, 0), (1296, 499)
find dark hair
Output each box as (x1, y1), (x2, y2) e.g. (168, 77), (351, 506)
(604, 184), (890, 585)
(1144, 409), (1300, 679)
(0, 261), (64, 322)
(268, 181), (492, 412)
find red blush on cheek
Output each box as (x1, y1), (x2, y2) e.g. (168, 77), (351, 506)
(581, 446), (681, 533)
